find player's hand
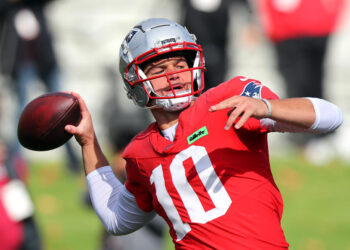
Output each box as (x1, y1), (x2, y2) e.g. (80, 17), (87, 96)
(209, 96), (269, 130)
(65, 92), (95, 147)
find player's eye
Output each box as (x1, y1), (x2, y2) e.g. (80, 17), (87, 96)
(176, 61), (188, 70)
(177, 65), (185, 70)
(148, 68), (164, 76)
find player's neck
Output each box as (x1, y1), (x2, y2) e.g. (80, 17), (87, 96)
(151, 108), (180, 130)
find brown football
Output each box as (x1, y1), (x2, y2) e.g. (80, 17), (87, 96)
(17, 92), (82, 151)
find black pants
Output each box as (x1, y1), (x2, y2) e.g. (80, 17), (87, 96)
(275, 36), (329, 99)
(275, 36), (331, 146)
(181, 0), (231, 90)
(181, 0), (251, 90)
(20, 217), (42, 250)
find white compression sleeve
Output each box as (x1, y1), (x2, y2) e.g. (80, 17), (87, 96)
(260, 98), (343, 133)
(307, 97), (343, 132)
(86, 166), (156, 235)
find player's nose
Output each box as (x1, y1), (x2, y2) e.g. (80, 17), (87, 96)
(166, 66), (180, 80)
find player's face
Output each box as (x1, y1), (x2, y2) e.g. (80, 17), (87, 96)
(143, 56), (192, 97)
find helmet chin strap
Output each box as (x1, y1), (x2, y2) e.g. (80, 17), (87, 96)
(155, 90), (194, 111)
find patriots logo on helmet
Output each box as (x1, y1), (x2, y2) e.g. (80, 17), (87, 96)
(125, 29), (138, 44)
(240, 81), (262, 99)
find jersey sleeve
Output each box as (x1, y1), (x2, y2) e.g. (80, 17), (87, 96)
(243, 81), (279, 132)
(205, 76), (280, 133)
(205, 76), (279, 106)
(124, 158), (154, 212)
(260, 83), (279, 100)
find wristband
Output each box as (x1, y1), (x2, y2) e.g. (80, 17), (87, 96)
(261, 99), (272, 118)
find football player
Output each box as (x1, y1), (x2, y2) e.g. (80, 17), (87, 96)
(65, 18), (343, 249)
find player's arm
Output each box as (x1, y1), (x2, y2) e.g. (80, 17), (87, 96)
(65, 92), (153, 234)
(87, 166), (155, 235)
(64, 92), (109, 175)
(209, 96), (343, 133)
(260, 98), (343, 133)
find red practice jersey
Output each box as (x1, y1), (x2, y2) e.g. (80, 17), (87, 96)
(124, 77), (289, 249)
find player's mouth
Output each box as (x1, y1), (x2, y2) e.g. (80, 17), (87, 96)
(155, 81), (191, 97)
(170, 84), (183, 91)
(167, 82), (189, 94)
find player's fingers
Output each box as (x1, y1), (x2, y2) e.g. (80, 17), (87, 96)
(225, 106), (244, 130)
(71, 92), (94, 125)
(209, 102), (230, 112)
(65, 123), (86, 135)
(65, 124), (91, 147)
(234, 109), (253, 129)
(65, 124), (77, 135)
(209, 97), (237, 112)
(70, 92), (89, 113)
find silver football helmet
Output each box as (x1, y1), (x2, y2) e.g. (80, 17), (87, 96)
(119, 18), (205, 111)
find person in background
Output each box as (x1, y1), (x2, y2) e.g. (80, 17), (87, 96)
(255, 0), (345, 149)
(181, 0), (251, 90)
(0, 0), (80, 174)
(0, 138), (42, 250)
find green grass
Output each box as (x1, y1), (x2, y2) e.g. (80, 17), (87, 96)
(271, 155), (350, 250)
(28, 161), (102, 250)
(27, 154), (350, 250)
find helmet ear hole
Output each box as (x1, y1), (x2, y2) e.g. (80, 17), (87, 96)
(133, 84), (150, 107)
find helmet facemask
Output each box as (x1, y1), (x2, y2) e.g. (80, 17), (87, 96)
(124, 42), (205, 111)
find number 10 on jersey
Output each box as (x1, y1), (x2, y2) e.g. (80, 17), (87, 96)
(150, 145), (232, 240)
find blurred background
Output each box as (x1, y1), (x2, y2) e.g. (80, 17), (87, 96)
(0, 0), (349, 249)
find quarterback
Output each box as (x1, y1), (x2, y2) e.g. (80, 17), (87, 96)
(65, 18), (343, 249)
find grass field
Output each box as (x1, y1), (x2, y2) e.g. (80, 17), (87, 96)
(28, 161), (101, 250)
(272, 155), (350, 250)
(27, 153), (350, 250)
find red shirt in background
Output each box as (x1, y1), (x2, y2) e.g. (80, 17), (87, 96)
(257, 0), (345, 42)
(0, 177), (24, 250)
